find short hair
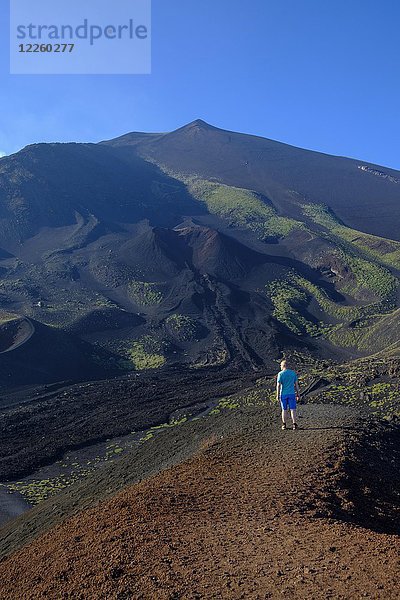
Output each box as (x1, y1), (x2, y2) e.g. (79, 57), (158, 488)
(280, 359), (287, 368)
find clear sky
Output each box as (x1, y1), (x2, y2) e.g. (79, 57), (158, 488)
(1, 0), (400, 169)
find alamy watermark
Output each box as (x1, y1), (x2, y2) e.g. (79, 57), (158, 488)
(10, 0), (151, 75)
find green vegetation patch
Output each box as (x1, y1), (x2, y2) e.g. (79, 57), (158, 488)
(2, 469), (93, 505)
(209, 379), (275, 415)
(145, 160), (304, 240)
(128, 281), (163, 306)
(149, 416), (188, 432)
(294, 275), (364, 322)
(327, 309), (400, 351)
(209, 397), (242, 415)
(265, 270), (399, 351)
(129, 335), (166, 370)
(303, 203), (400, 275)
(266, 278), (327, 336)
(340, 255), (397, 301)
(179, 177), (302, 240)
(337, 229), (400, 269)
(139, 432), (154, 443)
(315, 377), (400, 419)
(239, 385), (272, 407)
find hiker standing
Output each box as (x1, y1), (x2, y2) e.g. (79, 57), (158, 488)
(276, 359), (301, 430)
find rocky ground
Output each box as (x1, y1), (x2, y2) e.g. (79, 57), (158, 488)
(0, 403), (399, 599)
(0, 367), (261, 482)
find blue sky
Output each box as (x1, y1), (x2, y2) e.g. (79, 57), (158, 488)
(1, 0), (400, 169)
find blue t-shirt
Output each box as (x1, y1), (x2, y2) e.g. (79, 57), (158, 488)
(277, 369), (298, 396)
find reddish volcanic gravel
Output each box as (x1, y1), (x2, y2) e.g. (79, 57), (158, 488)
(0, 405), (399, 599)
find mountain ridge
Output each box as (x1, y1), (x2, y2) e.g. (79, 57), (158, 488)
(105, 118), (400, 174)
(0, 120), (399, 386)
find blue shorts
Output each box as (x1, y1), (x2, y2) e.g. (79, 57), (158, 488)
(280, 394), (297, 410)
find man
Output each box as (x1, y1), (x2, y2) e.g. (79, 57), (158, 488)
(276, 359), (301, 430)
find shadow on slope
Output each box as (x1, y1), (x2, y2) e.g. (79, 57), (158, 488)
(0, 143), (206, 247)
(112, 118), (400, 242)
(0, 319), (119, 388)
(321, 421), (400, 535)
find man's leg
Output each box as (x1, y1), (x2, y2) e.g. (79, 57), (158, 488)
(289, 395), (298, 429)
(282, 408), (289, 425)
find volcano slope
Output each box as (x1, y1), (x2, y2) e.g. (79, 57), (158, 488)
(0, 402), (399, 599)
(1, 119), (400, 386)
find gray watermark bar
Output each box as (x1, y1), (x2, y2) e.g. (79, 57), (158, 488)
(10, 0), (151, 75)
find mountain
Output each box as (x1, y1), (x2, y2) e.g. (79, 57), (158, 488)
(1, 120), (400, 599)
(0, 120), (399, 386)
(106, 119), (400, 241)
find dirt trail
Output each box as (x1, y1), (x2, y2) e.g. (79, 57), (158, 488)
(0, 404), (399, 599)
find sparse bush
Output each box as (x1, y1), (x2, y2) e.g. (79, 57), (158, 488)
(302, 203), (400, 289)
(128, 281), (163, 306)
(266, 279), (323, 336)
(129, 335), (166, 370)
(162, 173), (302, 240)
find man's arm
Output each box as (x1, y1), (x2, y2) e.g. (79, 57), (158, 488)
(276, 380), (281, 402)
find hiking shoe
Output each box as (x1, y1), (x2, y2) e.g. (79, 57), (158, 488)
(281, 423), (287, 430)
(292, 423), (298, 431)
